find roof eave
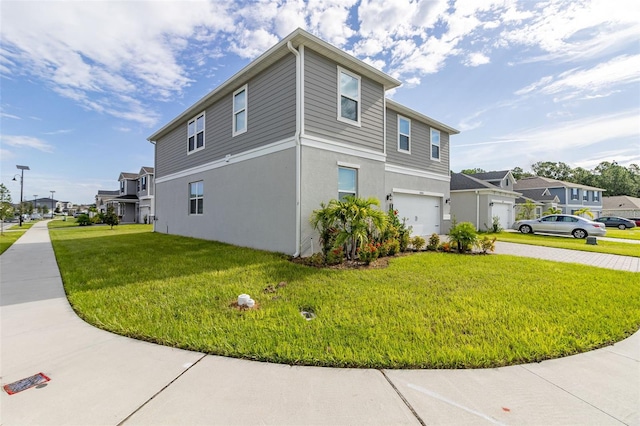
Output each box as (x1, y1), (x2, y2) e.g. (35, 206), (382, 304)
(386, 99), (459, 134)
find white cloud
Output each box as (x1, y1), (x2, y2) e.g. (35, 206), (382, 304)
(0, 112), (21, 120)
(464, 52), (490, 66)
(1, 135), (54, 153)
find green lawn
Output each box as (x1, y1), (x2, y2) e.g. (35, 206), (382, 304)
(50, 225), (640, 369)
(0, 222), (34, 255)
(604, 227), (640, 241)
(496, 231), (640, 257)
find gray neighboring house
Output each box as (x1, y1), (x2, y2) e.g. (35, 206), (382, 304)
(104, 169), (155, 223)
(514, 176), (605, 217)
(602, 195), (640, 217)
(95, 190), (119, 214)
(147, 28), (459, 257)
(450, 171), (520, 231)
(514, 188), (560, 219)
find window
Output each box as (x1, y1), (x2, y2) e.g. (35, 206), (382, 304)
(141, 176), (147, 191)
(571, 188), (579, 200)
(398, 116), (410, 152)
(338, 167), (357, 201)
(431, 128), (441, 160)
(188, 112), (205, 153)
(337, 67), (361, 125)
(594, 191), (600, 201)
(583, 190), (588, 201)
(120, 180), (125, 194)
(189, 181), (204, 215)
(233, 85), (247, 136)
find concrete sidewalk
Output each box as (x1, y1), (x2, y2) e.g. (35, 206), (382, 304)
(1, 221), (638, 425)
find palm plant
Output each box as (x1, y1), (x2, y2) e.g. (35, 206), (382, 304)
(325, 196), (387, 260)
(573, 207), (594, 219)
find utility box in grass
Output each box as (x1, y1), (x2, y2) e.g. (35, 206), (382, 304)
(586, 236), (598, 245)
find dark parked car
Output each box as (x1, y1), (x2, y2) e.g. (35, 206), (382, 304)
(627, 218), (640, 227)
(594, 216), (636, 229)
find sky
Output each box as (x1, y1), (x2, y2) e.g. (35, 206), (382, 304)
(1, 0), (639, 205)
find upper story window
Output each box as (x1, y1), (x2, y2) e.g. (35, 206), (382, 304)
(233, 85), (247, 136)
(120, 180), (125, 194)
(189, 181), (204, 215)
(571, 188), (579, 200)
(188, 112), (205, 153)
(594, 191), (600, 201)
(141, 176), (147, 191)
(583, 190), (588, 201)
(337, 67), (361, 126)
(431, 128), (441, 161)
(398, 116), (411, 153)
(338, 166), (357, 201)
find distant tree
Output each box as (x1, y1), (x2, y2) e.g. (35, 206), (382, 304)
(460, 168), (486, 175)
(104, 205), (119, 229)
(569, 167), (595, 186)
(532, 161), (573, 181)
(593, 161), (636, 197)
(511, 167), (533, 180)
(0, 184), (14, 234)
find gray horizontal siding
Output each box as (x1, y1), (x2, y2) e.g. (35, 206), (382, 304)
(385, 108), (450, 175)
(156, 54), (297, 178)
(303, 48), (384, 152)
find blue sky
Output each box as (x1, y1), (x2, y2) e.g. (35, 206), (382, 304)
(1, 0), (639, 204)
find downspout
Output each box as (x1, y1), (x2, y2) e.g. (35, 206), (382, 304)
(149, 140), (157, 233)
(287, 41), (302, 257)
(475, 190), (480, 230)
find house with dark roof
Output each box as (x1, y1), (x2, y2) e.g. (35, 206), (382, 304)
(450, 171), (520, 230)
(513, 176), (604, 217)
(101, 167), (155, 223)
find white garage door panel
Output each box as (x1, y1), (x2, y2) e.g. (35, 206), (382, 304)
(491, 203), (511, 229)
(393, 193), (440, 236)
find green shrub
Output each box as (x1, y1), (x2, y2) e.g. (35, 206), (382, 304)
(76, 214), (92, 226)
(383, 239), (400, 256)
(357, 242), (380, 264)
(448, 222), (478, 253)
(427, 233), (440, 251)
(411, 235), (426, 251)
(326, 246), (344, 265)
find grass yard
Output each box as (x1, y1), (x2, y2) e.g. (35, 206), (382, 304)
(604, 227), (640, 241)
(496, 231), (640, 257)
(50, 225), (640, 369)
(0, 222), (34, 255)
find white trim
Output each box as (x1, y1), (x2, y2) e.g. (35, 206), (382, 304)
(156, 137), (296, 184)
(382, 96), (387, 156)
(232, 84), (248, 137)
(397, 115), (411, 153)
(301, 134), (386, 162)
(300, 45), (305, 136)
(430, 128), (441, 161)
(187, 111), (205, 155)
(489, 199), (514, 205)
(337, 66), (361, 127)
(337, 161), (360, 169)
(385, 164), (450, 182)
(392, 188), (445, 198)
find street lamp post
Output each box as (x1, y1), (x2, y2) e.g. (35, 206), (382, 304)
(50, 190), (56, 218)
(14, 165), (30, 227)
(33, 195), (38, 217)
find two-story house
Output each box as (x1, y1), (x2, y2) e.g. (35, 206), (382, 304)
(104, 167), (155, 223)
(514, 176), (605, 217)
(147, 28), (458, 256)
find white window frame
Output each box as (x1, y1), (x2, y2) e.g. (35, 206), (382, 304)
(233, 85), (247, 137)
(189, 181), (204, 215)
(338, 166), (358, 201)
(337, 66), (361, 127)
(430, 128), (441, 161)
(594, 191), (600, 201)
(583, 190), (588, 201)
(397, 115), (411, 153)
(187, 112), (205, 154)
(571, 188), (579, 200)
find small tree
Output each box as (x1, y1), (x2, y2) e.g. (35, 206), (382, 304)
(0, 184), (14, 235)
(104, 205), (119, 229)
(573, 207), (594, 219)
(543, 206), (562, 216)
(310, 202), (338, 258)
(516, 199), (537, 220)
(448, 222), (478, 253)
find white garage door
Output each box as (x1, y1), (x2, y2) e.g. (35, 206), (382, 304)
(393, 193), (440, 236)
(491, 203), (511, 229)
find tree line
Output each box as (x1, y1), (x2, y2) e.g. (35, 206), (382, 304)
(461, 161), (640, 198)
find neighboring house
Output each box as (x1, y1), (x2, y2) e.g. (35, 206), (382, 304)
(147, 28), (458, 256)
(514, 188), (560, 219)
(137, 166), (155, 223)
(31, 197), (58, 212)
(513, 176), (604, 217)
(450, 171), (520, 230)
(95, 190), (120, 214)
(104, 169), (155, 223)
(602, 195), (640, 217)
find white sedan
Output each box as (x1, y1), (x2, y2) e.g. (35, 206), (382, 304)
(512, 214), (606, 239)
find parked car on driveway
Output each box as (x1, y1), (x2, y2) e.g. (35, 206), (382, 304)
(594, 216), (636, 229)
(512, 214), (606, 238)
